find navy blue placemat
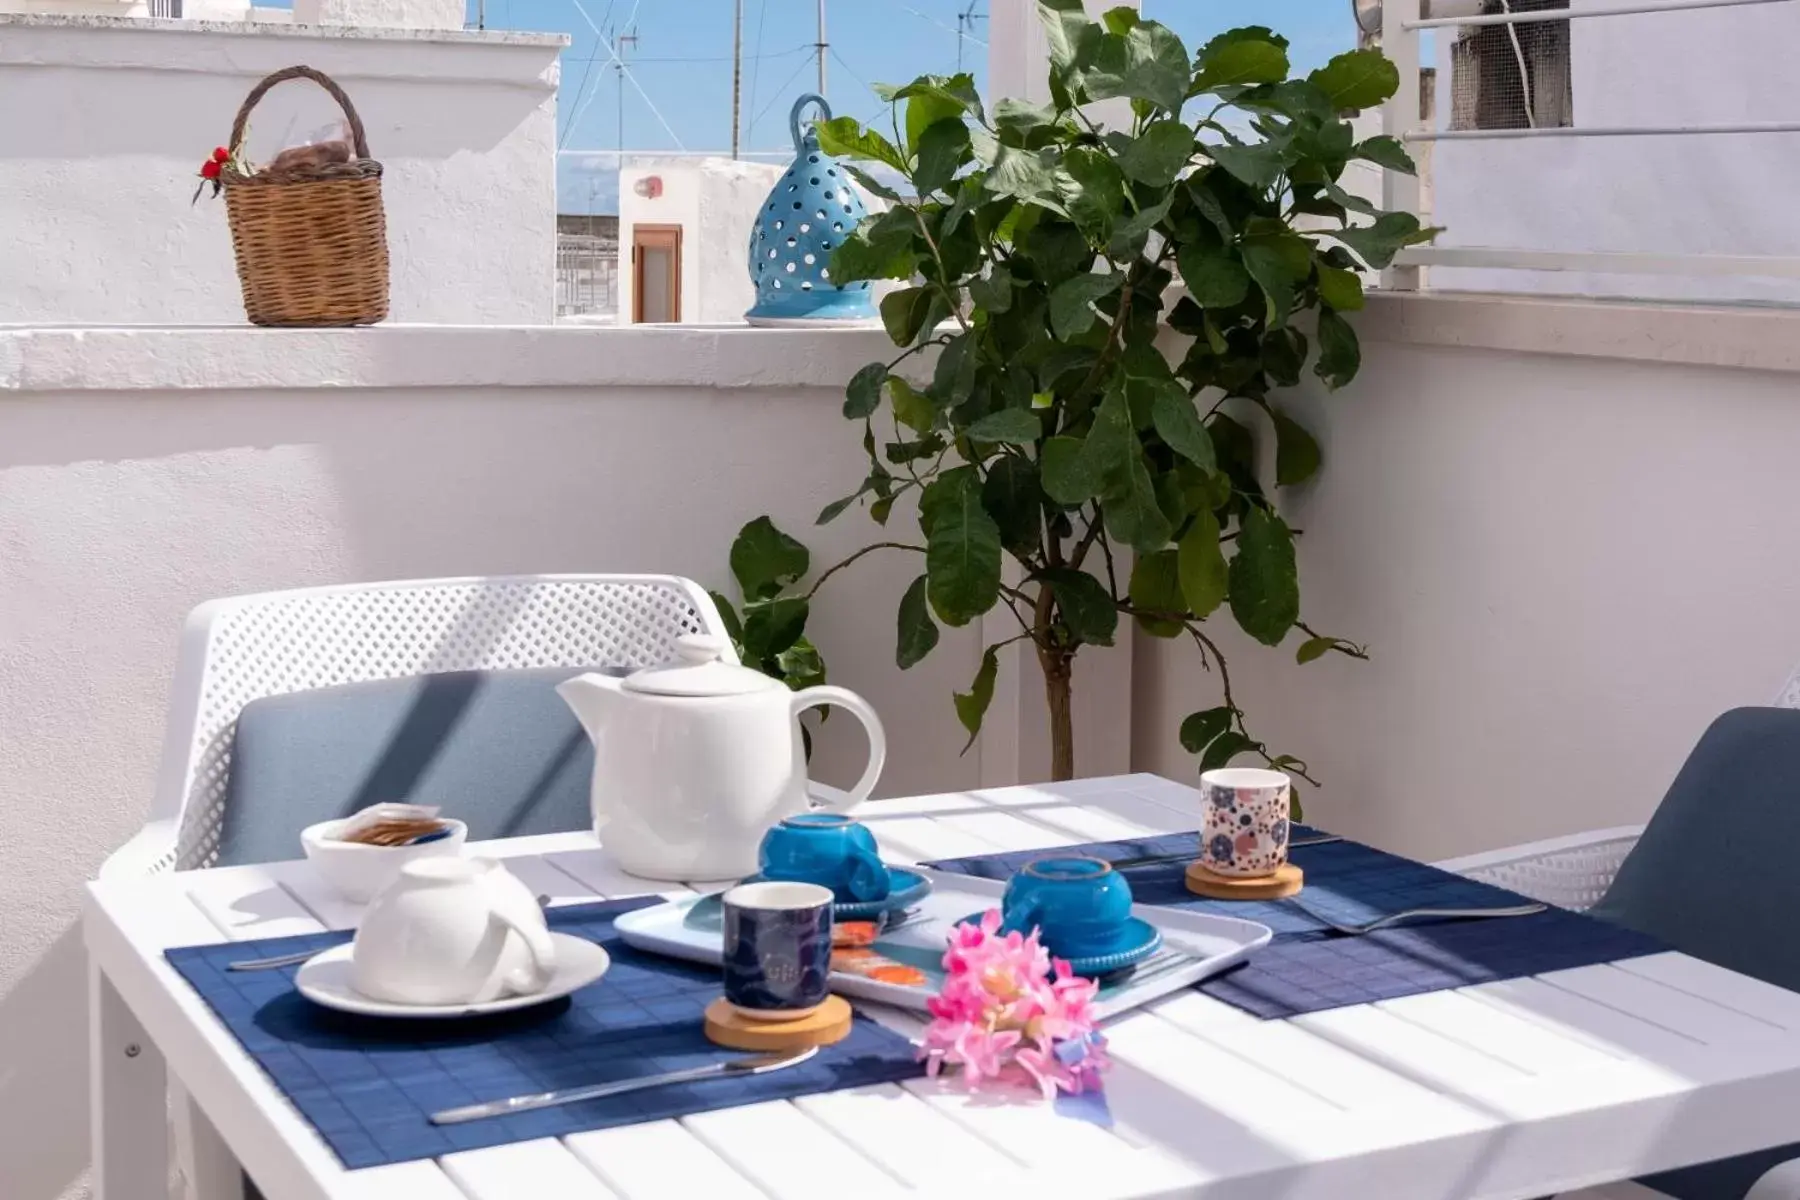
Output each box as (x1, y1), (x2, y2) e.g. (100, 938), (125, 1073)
(928, 826), (1666, 1020)
(165, 897), (923, 1169)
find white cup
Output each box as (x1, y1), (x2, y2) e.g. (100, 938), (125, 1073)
(350, 856), (556, 1006)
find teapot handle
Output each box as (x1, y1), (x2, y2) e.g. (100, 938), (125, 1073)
(790, 686), (887, 811)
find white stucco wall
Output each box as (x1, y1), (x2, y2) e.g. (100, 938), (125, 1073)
(0, 16), (564, 326)
(0, 322), (1138, 1200)
(1134, 294), (1800, 865)
(616, 159), (784, 325)
(1430, 0), (1800, 301)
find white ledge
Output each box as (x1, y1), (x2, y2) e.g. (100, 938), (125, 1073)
(0, 324), (908, 393)
(6, 292), (1800, 395)
(1357, 290), (1800, 373)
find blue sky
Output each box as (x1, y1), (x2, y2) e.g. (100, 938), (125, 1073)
(470, 1), (1355, 213)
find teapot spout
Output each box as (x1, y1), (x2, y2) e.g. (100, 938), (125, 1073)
(555, 671), (626, 745)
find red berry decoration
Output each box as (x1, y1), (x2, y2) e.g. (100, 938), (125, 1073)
(200, 159), (221, 180)
(212, 146), (231, 163)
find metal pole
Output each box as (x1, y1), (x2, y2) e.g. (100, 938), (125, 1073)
(1407, 0), (1793, 28)
(476, 0), (484, 29)
(731, 0), (743, 158)
(1381, 0), (1423, 290)
(816, 0), (827, 96)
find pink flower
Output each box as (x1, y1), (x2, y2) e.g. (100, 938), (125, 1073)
(917, 907), (1108, 1098)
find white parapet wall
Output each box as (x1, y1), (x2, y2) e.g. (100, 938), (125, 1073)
(0, 15), (565, 326)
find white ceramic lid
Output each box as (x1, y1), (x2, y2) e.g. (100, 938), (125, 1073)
(622, 633), (783, 697)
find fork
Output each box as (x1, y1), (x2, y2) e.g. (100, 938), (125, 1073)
(1292, 901), (1547, 936)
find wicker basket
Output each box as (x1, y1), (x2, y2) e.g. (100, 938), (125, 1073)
(221, 66), (389, 327)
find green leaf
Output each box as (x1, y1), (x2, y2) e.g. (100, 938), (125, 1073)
(968, 267), (1013, 314)
(1177, 245), (1250, 309)
(1296, 636), (1334, 664)
(1228, 506), (1299, 646)
(844, 362), (887, 419)
(1353, 135), (1416, 175)
(708, 590), (744, 644)
(1200, 730), (1258, 771)
(1048, 271), (1122, 340)
(966, 408), (1043, 444)
(1271, 407), (1322, 485)
(1089, 386), (1173, 553)
(1152, 387), (1215, 470)
(817, 487), (864, 525)
(982, 456), (1043, 553)
(914, 119), (971, 197)
(887, 376), (936, 433)
(741, 595), (809, 661)
(1178, 507), (1229, 617)
(906, 94), (968, 158)
(1129, 550), (1185, 637)
(1179, 705), (1234, 754)
(924, 469), (1003, 626)
(994, 97), (1060, 138)
(775, 635), (826, 690)
(1316, 308), (1362, 389)
(1332, 212), (1438, 271)
(953, 645), (1000, 752)
(840, 162), (901, 202)
(1082, 20), (1190, 113)
(886, 435), (945, 463)
(1316, 265), (1365, 312)
(1101, 5), (1137, 34)
(814, 117), (908, 172)
(1322, 180), (1379, 216)
(984, 144), (1066, 210)
(1241, 241), (1299, 327)
(1037, 567), (1118, 646)
(1192, 36), (1289, 93)
(897, 574), (940, 669)
(1308, 48), (1400, 111)
(1037, 0), (1092, 72)
(1041, 435), (1100, 505)
(830, 226), (916, 285)
(1115, 121), (1195, 187)
(730, 516), (809, 601)
(1262, 327), (1307, 387)
(1206, 139), (1289, 189)
(880, 286), (938, 346)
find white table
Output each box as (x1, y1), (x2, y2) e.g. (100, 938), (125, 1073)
(86, 774), (1800, 1200)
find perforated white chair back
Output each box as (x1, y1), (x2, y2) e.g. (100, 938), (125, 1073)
(107, 575), (730, 877)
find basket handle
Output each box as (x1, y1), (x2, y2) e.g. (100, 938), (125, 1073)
(788, 93), (832, 153)
(229, 65), (370, 160)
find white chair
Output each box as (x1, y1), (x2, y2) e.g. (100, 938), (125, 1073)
(103, 575), (732, 1200)
(1435, 670), (1800, 1200)
(104, 574), (732, 881)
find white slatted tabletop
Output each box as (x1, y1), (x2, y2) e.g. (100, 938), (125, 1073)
(84, 774), (1800, 1200)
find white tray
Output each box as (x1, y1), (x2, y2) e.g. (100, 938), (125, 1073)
(613, 867), (1271, 1018)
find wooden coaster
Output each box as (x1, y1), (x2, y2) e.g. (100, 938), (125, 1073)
(1185, 860), (1304, 900)
(703, 994), (853, 1051)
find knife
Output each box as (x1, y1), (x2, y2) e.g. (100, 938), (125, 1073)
(428, 1046), (820, 1125)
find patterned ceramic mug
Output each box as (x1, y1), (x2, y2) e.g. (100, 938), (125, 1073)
(721, 880), (834, 1020)
(1198, 768), (1292, 877)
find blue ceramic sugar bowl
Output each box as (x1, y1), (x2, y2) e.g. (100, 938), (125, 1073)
(1000, 856), (1136, 959)
(758, 812), (891, 903)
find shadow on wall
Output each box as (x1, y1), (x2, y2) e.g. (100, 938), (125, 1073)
(0, 923), (92, 1200)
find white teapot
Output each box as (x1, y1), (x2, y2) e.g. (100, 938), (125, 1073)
(556, 634), (886, 881)
(351, 857), (556, 1006)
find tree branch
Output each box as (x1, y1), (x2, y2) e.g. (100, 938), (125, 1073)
(803, 541), (925, 601)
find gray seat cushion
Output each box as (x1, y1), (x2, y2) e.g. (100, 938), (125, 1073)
(1591, 706), (1800, 1199)
(215, 667), (613, 868)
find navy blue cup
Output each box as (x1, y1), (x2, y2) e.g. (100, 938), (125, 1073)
(721, 881), (835, 1018)
(1000, 856), (1135, 959)
(758, 812), (891, 903)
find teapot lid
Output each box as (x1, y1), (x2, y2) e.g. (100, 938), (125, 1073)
(623, 633), (784, 697)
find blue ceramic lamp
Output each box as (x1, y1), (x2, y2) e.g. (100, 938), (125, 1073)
(745, 94), (879, 327)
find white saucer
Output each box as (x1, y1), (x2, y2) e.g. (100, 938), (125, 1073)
(294, 931), (610, 1019)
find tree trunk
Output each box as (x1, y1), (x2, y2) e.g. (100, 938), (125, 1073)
(1040, 647), (1075, 781)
